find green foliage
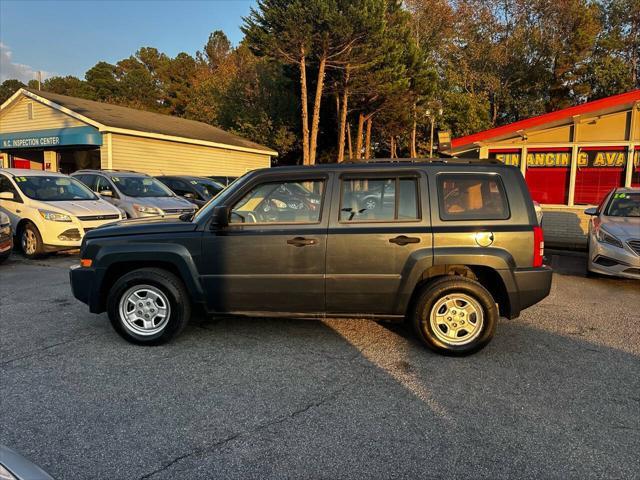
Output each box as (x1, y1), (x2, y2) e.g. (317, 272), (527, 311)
(0, 79), (26, 104)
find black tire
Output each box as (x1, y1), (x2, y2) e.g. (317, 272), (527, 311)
(20, 222), (45, 259)
(411, 276), (498, 356)
(107, 268), (191, 345)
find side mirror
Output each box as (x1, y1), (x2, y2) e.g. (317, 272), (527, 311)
(584, 207), (597, 216)
(0, 191), (14, 200)
(99, 190), (113, 198)
(183, 192), (195, 199)
(210, 206), (229, 228)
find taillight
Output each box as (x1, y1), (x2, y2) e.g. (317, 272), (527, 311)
(533, 226), (544, 267)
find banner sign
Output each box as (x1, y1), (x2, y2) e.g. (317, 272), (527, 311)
(490, 148), (635, 168)
(0, 126), (102, 150)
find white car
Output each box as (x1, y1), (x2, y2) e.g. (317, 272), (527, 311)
(0, 169), (124, 258)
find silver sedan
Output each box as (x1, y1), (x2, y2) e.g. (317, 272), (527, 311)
(585, 187), (640, 280)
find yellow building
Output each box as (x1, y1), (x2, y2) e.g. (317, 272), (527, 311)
(0, 88), (276, 175)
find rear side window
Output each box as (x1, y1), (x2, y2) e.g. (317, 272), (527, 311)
(340, 177), (419, 222)
(437, 174), (509, 221)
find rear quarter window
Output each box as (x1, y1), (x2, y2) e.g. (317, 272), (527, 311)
(437, 174), (510, 221)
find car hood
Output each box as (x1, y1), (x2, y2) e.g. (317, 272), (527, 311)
(131, 196), (196, 210)
(601, 216), (640, 239)
(42, 199), (120, 217)
(85, 216), (199, 239)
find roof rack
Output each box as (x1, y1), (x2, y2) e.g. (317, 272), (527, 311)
(348, 157), (504, 165)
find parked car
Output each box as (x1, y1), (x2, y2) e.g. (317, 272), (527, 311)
(585, 187), (640, 280)
(70, 159), (552, 355)
(0, 211), (12, 264)
(72, 170), (197, 219)
(156, 176), (225, 208)
(208, 175), (238, 187)
(0, 169), (123, 259)
(0, 444), (54, 480)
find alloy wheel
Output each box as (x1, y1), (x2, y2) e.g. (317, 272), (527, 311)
(118, 285), (171, 336)
(428, 293), (484, 346)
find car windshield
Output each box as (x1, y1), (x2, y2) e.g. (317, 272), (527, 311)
(14, 175), (97, 201)
(112, 176), (174, 197)
(191, 179), (224, 199)
(605, 192), (640, 217)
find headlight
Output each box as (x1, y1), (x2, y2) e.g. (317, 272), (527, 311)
(133, 204), (163, 215)
(39, 209), (72, 222)
(596, 226), (623, 248)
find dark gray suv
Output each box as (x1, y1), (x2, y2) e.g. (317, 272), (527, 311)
(70, 160), (552, 355)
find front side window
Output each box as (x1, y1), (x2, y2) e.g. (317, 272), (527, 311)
(437, 174), (509, 221)
(13, 176), (97, 201)
(340, 177), (419, 222)
(605, 192), (640, 217)
(230, 179), (324, 224)
(111, 176), (174, 198)
(0, 175), (22, 202)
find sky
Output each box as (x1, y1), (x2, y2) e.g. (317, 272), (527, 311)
(0, 0), (256, 83)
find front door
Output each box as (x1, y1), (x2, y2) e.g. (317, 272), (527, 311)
(326, 171), (432, 315)
(200, 174), (331, 314)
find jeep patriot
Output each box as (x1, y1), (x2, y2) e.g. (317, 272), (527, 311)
(70, 160), (552, 355)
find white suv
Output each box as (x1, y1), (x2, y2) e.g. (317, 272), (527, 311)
(0, 169), (124, 258)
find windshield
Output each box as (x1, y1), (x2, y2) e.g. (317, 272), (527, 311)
(14, 175), (97, 201)
(112, 176), (174, 198)
(605, 192), (640, 217)
(192, 179), (224, 199)
(193, 172), (250, 222)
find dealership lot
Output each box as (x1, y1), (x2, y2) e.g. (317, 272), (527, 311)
(1, 253), (638, 479)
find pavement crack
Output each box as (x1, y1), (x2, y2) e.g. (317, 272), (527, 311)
(0, 333), (97, 367)
(136, 381), (350, 479)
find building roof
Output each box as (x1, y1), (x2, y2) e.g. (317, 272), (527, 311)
(450, 89), (640, 153)
(5, 88), (276, 156)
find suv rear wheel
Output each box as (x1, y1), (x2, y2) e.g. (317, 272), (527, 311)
(107, 268), (191, 345)
(411, 276), (498, 355)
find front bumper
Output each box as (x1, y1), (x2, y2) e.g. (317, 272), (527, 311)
(588, 238), (640, 280)
(41, 217), (121, 248)
(0, 230), (12, 255)
(70, 265), (103, 312)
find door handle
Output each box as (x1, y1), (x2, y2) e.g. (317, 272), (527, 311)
(389, 235), (420, 246)
(287, 237), (317, 247)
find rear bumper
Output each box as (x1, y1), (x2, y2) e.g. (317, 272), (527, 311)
(70, 265), (104, 313)
(503, 266), (553, 318)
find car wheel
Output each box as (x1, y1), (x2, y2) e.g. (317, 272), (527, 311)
(411, 276), (498, 355)
(20, 222), (45, 259)
(364, 198), (378, 211)
(107, 268), (191, 345)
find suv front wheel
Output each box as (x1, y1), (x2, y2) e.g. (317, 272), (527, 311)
(411, 277), (498, 355)
(107, 268), (191, 345)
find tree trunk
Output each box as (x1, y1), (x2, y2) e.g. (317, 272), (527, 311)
(355, 112), (365, 160)
(347, 122), (353, 161)
(309, 54), (327, 165)
(410, 103), (417, 158)
(337, 66), (350, 163)
(300, 50), (310, 165)
(390, 136), (395, 158)
(365, 116), (372, 159)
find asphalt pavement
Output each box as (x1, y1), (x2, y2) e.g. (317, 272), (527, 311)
(0, 252), (639, 479)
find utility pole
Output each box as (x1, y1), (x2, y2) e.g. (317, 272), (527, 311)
(426, 108), (443, 158)
(36, 71), (42, 90)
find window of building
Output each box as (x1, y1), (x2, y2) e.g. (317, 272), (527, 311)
(231, 179), (324, 224)
(574, 148), (627, 205)
(524, 149), (570, 204)
(339, 177), (419, 222)
(437, 174), (509, 221)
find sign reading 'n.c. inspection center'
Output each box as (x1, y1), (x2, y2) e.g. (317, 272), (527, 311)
(0, 126), (102, 150)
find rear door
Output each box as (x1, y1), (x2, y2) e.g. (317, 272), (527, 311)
(200, 172), (331, 314)
(325, 170), (432, 315)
